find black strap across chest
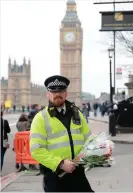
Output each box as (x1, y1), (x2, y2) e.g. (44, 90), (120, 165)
(55, 109), (75, 159)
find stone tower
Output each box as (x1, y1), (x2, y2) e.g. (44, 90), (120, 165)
(60, 0), (83, 107)
(7, 57), (31, 107)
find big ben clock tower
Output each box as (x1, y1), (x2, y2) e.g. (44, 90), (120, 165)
(60, 0), (83, 107)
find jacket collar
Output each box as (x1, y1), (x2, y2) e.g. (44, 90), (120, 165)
(48, 100), (74, 117)
(56, 104), (66, 113)
(47, 101), (81, 125)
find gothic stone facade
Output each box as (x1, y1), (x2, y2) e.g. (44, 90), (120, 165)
(60, 0), (83, 107)
(0, 58), (47, 107)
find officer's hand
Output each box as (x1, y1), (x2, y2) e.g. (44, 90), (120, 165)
(62, 159), (76, 173)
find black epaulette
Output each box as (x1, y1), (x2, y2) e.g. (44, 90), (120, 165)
(48, 107), (57, 117)
(71, 103), (81, 125)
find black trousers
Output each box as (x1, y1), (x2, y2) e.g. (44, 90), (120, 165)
(43, 166), (94, 192)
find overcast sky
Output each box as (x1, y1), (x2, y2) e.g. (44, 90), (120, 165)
(1, 0), (133, 97)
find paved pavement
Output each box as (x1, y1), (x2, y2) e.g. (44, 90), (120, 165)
(88, 154), (133, 192)
(89, 111), (109, 123)
(2, 153), (133, 192)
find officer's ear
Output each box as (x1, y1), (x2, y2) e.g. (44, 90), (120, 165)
(65, 90), (67, 98)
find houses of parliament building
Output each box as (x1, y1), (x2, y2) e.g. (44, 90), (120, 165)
(0, 58), (47, 107)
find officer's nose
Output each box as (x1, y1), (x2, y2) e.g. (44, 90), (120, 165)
(54, 92), (62, 97)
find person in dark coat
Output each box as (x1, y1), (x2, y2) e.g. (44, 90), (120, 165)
(100, 103), (106, 117)
(15, 113), (29, 171)
(82, 103), (89, 123)
(93, 103), (98, 117)
(1, 111), (11, 171)
(27, 104), (40, 131)
(87, 102), (91, 117)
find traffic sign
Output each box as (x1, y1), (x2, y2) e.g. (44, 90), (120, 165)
(116, 67), (123, 80)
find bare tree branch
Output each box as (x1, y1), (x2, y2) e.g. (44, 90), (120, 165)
(98, 32), (133, 56)
(116, 32), (133, 54)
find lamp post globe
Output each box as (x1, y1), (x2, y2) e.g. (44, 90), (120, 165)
(108, 47), (114, 59)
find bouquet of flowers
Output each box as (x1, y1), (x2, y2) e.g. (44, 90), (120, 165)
(59, 132), (115, 177)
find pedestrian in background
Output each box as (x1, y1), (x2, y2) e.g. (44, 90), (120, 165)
(27, 104), (40, 131)
(1, 110), (11, 171)
(22, 105), (25, 112)
(93, 103), (98, 117)
(16, 113), (28, 132)
(87, 102), (91, 117)
(82, 103), (89, 123)
(27, 105), (30, 112)
(13, 104), (16, 113)
(100, 103), (106, 117)
(15, 113), (28, 171)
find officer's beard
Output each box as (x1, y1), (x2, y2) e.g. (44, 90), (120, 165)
(49, 96), (65, 107)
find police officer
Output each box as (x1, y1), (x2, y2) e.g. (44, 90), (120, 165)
(30, 75), (94, 192)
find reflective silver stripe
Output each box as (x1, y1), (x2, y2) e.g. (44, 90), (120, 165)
(46, 129), (81, 139)
(73, 140), (84, 146)
(30, 133), (47, 141)
(50, 130), (68, 139)
(71, 129), (81, 135)
(47, 140), (84, 150)
(30, 130), (80, 141)
(30, 143), (47, 152)
(42, 108), (81, 139)
(42, 109), (51, 136)
(84, 132), (91, 140)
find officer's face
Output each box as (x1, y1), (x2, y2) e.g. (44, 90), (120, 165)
(46, 90), (67, 107)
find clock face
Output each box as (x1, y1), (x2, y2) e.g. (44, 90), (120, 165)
(64, 32), (75, 43)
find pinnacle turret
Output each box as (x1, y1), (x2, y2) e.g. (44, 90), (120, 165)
(62, 0), (81, 24)
(67, 0), (76, 4)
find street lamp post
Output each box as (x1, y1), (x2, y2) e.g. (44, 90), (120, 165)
(108, 47), (116, 136)
(108, 47), (114, 106)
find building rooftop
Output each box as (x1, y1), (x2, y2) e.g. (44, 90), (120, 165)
(62, 11), (81, 24)
(67, 0), (76, 4)
(62, 0), (81, 24)
(0, 77), (8, 85)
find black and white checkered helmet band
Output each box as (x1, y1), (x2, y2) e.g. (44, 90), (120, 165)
(47, 79), (67, 88)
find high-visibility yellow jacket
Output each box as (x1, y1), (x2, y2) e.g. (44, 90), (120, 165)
(30, 107), (91, 172)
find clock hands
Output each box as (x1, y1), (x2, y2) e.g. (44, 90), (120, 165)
(64, 32), (75, 42)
